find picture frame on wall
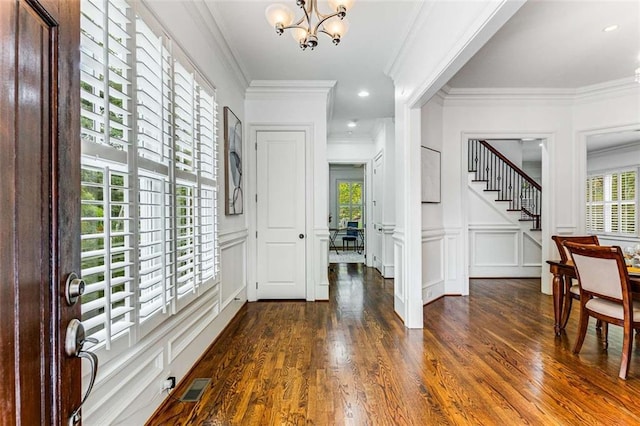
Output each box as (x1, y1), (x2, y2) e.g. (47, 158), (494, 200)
(224, 107), (243, 215)
(421, 146), (441, 203)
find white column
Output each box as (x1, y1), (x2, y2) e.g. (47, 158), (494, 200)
(394, 100), (423, 328)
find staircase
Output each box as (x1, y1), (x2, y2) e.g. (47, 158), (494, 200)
(468, 139), (541, 230)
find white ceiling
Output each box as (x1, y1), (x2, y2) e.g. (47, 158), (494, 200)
(205, 0), (420, 138)
(448, 0), (640, 89)
(205, 0), (640, 139)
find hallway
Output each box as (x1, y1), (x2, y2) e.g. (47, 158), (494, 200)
(148, 267), (640, 425)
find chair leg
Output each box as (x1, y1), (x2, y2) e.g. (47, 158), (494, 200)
(603, 322), (609, 349)
(560, 296), (573, 328)
(573, 305), (590, 354)
(619, 321), (633, 379)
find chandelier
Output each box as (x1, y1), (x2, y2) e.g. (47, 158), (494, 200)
(265, 0), (354, 50)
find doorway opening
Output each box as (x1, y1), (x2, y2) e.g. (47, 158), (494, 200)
(329, 163), (366, 264)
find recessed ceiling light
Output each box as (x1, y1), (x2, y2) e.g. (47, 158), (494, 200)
(603, 24), (619, 32)
(522, 138), (536, 141)
(347, 121), (357, 128)
(358, 90), (370, 98)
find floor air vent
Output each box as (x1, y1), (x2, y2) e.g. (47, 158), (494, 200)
(180, 378), (211, 402)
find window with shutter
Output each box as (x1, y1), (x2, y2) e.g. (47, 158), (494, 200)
(80, 0), (219, 352)
(586, 170), (637, 236)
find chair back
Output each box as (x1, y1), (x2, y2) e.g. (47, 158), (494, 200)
(552, 235), (599, 263)
(346, 221), (359, 236)
(564, 242), (630, 303)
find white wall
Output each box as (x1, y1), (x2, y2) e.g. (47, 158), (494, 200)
(421, 96), (446, 303)
(387, 0), (524, 327)
(486, 139), (523, 167)
(85, 2), (249, 424)
(587, 141), (640, 249)
(375, 119), (396, 278)
(327, 119), (396, 276)
(245, 80), (334, 301)
(587, 142), (640, 173)
(438, 80), (640, 297)
(523, 161), (542, 184)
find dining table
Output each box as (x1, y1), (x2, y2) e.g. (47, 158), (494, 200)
(547, 260), (640, 336)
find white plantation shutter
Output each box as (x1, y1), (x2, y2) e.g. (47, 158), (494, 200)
(80, 0), (219, 353)
(136, 17), (172, 165)
(176, 182), (197, 297)
(196, 83), (218, 282)
(620, 171), (636, 234)
(80, 163), (134, 348)
(138, 172), (173, 322)
(174, 62), (196, 173)
(586, 171), (637, 236)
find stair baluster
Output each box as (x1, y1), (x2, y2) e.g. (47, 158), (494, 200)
(468, 139), (541, 230)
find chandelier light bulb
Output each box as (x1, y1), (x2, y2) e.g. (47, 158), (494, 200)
(290, 27), (308, 44)
(324, 18), (349, 39)
(265, 3), (295, 28)
(328, 0), (355, 12)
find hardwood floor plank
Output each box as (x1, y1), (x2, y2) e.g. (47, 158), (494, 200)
(147, 269), (640, 425)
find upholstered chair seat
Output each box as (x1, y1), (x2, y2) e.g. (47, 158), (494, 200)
(565, 242), (640, 380)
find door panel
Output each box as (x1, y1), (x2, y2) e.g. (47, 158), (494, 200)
(257, 131), (306, 299)
(0, 0), (80, 423)
(372, 155), (383, 270)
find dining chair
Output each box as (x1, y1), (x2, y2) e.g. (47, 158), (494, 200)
(565, 242), (640, 379)
(342, 221), (359, 252)
(552, 235), (600, 328)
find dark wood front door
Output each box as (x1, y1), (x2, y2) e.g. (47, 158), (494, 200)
(0, 0), (80, 424)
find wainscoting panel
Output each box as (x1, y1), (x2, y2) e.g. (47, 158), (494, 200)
(422, 230), (445, 303)
(84, 229), (249, 425)
(382, 223), (395, 278)
(314, 228), (330, 300)
(220, 229), (248, 307)
(523, 232), (543, 267)
(472, 230), (519, 266)
(393, 229), (405, 319)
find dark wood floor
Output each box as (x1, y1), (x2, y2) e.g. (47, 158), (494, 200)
(148, 264), (640, 425)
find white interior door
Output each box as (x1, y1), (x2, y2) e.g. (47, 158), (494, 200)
(256, 131), (306, 299)
(372, 155), (383, 270)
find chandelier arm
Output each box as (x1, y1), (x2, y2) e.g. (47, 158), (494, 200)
(281, 24), (309, 32)
(300, 0), (313, 31)
(317, 29), (334, 39)
(280, 15), (307, 31)
(312, 11), (343, 35)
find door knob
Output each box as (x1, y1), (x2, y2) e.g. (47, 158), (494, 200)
(65, 272), (85, 305)
(299, 233), (305, 239)
(66, 319), (99, 426)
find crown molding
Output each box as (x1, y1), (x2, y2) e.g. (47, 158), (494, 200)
(384, 1), (431, 79)
(442, 77), (640, 104)
(327, 134), (375, 144)
(246, 80), (337, 104)
(248, 80), (337, 91)
(574, 77), (640, 102)
(588, 139), (640, 157)
(180, 1), (250, 91)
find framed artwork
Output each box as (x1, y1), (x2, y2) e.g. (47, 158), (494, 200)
(421, 146), (441, 203)
(224, 107), (243, 215)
